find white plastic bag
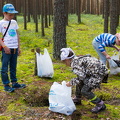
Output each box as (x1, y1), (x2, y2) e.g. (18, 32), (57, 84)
(111, 52), (120, 60)
(109, 52), (120, 75)
(36, 48), (54, 78)
(49, 81), (76, 115)
(108, 59), (118, 68)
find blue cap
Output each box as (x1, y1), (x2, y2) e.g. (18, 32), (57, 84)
(3, 4), (18, 13)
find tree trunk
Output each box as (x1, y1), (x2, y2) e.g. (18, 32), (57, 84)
(65, 0), (69, 26)
(104, 0), (109, 33)
(116, 0), (119, 27)
(76, 0), (81, 23)
(23, 0), (27, 30)
(35, 0), (38, 32)
(96, 0), (99, 15)
(53, 0), (67, 60)
(48, 0), (51, 26)
(91, 0), (94, 14)
(86, 0), (90, 14)
(41, 0), (45, 36)
(27, 0), (31, 22)
(44, 0), (48, 28)
(110, 0), (117, 34)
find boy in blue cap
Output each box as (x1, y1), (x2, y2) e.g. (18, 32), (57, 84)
(0, 4), (26, 92)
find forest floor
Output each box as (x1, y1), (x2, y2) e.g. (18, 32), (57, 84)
(0, 14), (120, 120)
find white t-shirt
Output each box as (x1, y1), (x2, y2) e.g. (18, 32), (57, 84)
(0, 19), (19, 48)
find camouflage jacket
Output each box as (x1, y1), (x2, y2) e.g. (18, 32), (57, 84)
(70, 55), (108, 88)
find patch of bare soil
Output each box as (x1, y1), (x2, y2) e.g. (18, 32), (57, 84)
(105, 99), (120, 106)
(0, 92), (8, 114)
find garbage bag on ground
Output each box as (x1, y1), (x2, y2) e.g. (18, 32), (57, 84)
(36, 48), (54, 78)
(49, 81), (76, 115)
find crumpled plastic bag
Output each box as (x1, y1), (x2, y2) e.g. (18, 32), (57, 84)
(109, 52), (120, 75)
(48, 81), (76, 115)
(108, 59), (118, 68)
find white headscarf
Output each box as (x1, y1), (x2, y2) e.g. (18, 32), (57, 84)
(60, 48), (75, 60)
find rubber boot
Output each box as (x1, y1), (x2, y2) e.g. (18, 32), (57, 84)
(91, 100), (106, 113)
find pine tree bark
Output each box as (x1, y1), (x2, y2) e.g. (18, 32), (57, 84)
(24, 0), (27, 30)
(104, 0), (109, 33)
(110, 0), (117, 34)
(76, 0), (81, 23)
(41, 0), (45, 36)
(53, 0), (67, 60)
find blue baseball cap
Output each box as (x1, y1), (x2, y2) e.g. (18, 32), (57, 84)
(3, 3), (18, 13)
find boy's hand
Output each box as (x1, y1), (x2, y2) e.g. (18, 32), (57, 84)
(18, 48), (21, 56)
(66, 82), (72, 87)
(4, 46), (11, 54)
(106, 55), (111, 59)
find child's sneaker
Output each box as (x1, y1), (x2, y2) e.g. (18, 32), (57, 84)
(91, 100), (106, 113)
(4, 85), (15, 93)
(12, 82), (26, 89)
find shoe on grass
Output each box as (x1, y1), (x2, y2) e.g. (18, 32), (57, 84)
(91, 100), (106, 113)
(4, 85), (15, 93)
(12, 82), (26, 89)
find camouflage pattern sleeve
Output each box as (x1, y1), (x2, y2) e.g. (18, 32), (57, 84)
(70, 56), (108, 88)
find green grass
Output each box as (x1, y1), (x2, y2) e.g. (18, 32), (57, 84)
(0, 14), (120, 120)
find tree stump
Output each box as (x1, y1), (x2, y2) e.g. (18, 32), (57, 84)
(31, 47), (41, 76)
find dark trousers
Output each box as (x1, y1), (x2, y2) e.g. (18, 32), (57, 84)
(1, 48), (18, 85)
(75, 80), (101, 104)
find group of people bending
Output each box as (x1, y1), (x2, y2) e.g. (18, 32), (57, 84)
(60, 33), (120, 113)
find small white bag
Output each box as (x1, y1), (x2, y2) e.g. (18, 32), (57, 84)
(36, 48), (54, 78)
(109, 52), (120, 75)
(49, 81), (76, 115)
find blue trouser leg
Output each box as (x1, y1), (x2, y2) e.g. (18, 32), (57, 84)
(92, 39), (107, 65)
(1, 49), (18, 85)
(10, 49), (18, 82)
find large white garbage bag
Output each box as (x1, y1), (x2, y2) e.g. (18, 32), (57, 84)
(36, 48), (54, 78)
(49, 81), (76, 115)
